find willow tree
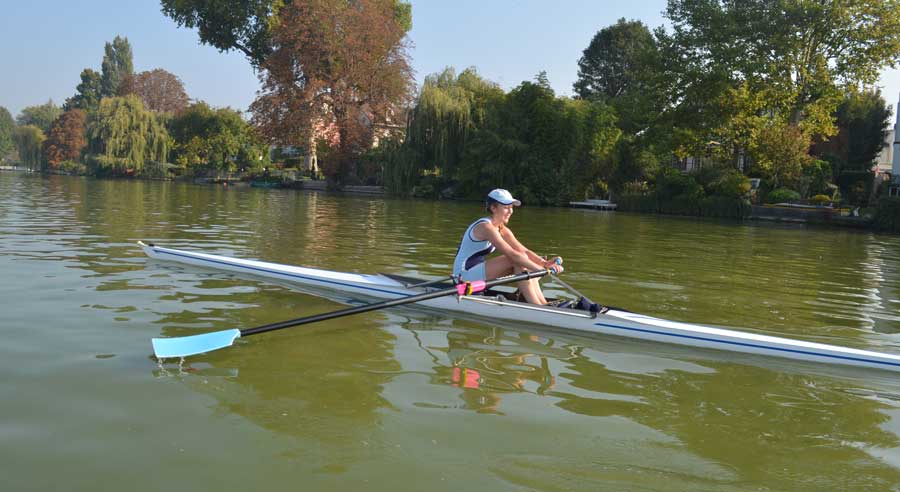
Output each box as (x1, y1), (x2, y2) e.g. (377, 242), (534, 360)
(13, 125), (46, 170)
(86, 95), (170, 175)
(404, 68), (503, 180)
(250, 0), (413, 182)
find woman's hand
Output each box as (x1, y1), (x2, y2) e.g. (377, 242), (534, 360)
(543, 256), (563, 274)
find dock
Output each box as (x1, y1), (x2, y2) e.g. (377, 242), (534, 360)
(570, 199), (617, 210)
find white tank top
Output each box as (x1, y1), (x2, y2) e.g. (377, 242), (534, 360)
(453, 218), (496, 274)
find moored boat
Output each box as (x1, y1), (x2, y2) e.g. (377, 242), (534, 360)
(139, 241), (900, 372)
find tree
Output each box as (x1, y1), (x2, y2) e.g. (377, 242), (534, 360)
(662, 0), (900, 137)
(574, 18), (657, 101)
(404, 67), (503, 180)
(64, 69), (103, 111)
(101, 36), (134, 97)
(160, 0), (281, 66)
(574, 19), (663, 135)
(17, 100), (62, 133)
(0, 106), (14, 159)
(42, 109), (87, 168)
(250, 0), (413, 182)
(85, 95), (169, 174)
(13, 125), (46, 170)
(833, 90), (892, 171)
(160, 0), (412, 67)
(750, 123), (813, 188)
(168, 102), (268, 171)
(120, 68), (189, 114)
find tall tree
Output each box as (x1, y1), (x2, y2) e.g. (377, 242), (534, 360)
(250, 0), (413, 181)
(403, 67), (503, 180)
(13, 125), (46, 170)
(101, 36), (134, 97)
(574, 19), (663, 135)
(120, 68), (190, 114)
(160, 0), (281, 66)
(17, 100), (63, 133)
(833, 90), (893, 171)
(663, 0), (900, 136)
(160, 0), (412, 67)
(0, 106), (14, 159)
(574, 18), (657, 101)
(42, 109), (87, 169)
(65, 69), (103, 111)
(86, 96), (169, 174)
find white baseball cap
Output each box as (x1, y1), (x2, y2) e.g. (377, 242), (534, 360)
(487, 188), (521, 206)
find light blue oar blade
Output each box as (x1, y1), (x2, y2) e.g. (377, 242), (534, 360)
(152, 329), (242, 358)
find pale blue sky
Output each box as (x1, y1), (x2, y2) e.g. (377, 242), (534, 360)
(2, 1), (899, 120)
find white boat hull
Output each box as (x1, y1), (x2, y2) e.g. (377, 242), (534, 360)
(139, 242), (900, 373)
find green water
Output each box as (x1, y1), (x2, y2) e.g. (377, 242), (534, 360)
(3, 172), (900, 491)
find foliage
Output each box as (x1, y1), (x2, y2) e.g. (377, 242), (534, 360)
(699, 196), (751, 218)
(836, 170), (874, 206)
(815, 89), (892, 174)
(250, 0), (413, 182)
(574, 18), (663, 134)
(798, 159), (833, 198)
(101, 36), (134, 97)
(404, 67), (503, 180)
(749, 123), (813, 188)
(765, 188), (802, 204)
(64, 69), (103, 111)
(13, 125), (46, 170)
(58, 160), (87, 175)
(168, 102), (269, 172)
(161, 0), (412, 68)
(17, 100), (63, 133)
(872, 197), (900, 233)
(654, 168), (704, 214)
(85, 96), (169, 175)
(663, 0), (900, 136)
(160, 0), (282, 66)
(811, 194), (831, 206)
(692, 166), (751, 199)
(42, 109), (87, 169)
(0, 106), (14, 158)
(120, 69), (190, 114)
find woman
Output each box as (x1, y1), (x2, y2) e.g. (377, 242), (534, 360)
(452, 188), (563, 304)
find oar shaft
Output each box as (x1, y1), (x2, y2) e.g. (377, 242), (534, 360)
(552, 273), (595, 305)
(240, 269), (550, 337)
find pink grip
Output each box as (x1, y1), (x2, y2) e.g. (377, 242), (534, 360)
(456, 280), (486, 295)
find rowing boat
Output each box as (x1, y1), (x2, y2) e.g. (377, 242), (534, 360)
(139, 241), (900, 372)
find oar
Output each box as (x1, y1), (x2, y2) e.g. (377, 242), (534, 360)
(543, 257), (596, 306)
(151, 269), (552, 359)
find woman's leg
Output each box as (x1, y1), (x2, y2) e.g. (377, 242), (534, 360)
(485, 255), (547, 304)
(484, 255), (514, 279)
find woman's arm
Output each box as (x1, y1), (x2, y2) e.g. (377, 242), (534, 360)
(477, 223), (545, 272)
(502, 228), (561, 268)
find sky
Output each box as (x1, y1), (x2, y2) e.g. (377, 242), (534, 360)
(2, 1), (900, 122)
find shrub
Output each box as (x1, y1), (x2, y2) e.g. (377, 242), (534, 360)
(711, 170), (751, 198)
(872, 197), (900, 233)
(699, 196), (751, 218)
(58, 160), (87, 175)
(766, 188), (801, 204)
(616, 193), (657, 213)
(836, 170), (874, 206)
(810, 194), (831, 206)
